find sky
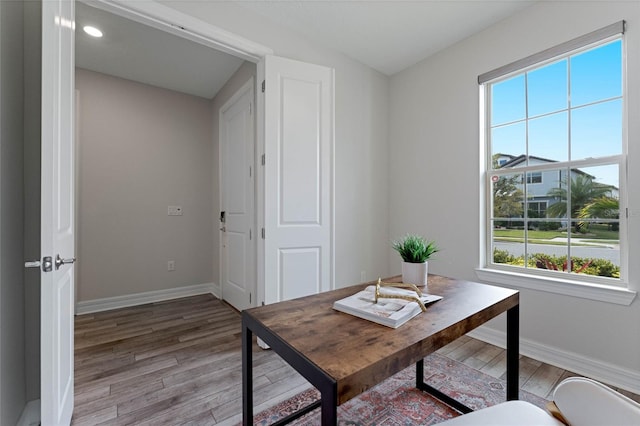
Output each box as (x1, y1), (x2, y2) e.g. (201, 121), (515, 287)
(490, 39), (622, 187)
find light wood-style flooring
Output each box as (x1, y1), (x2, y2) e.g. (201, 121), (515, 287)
(73, 294), (639, 425)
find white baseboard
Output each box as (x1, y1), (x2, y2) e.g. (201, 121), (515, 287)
(468, 325), (640, 395)
(76, 282), (217, 314)
(17, 399), (40, 426)
(210, 282), (221, 299)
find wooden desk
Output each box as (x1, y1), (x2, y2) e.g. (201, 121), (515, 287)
(242, 275), (519, 425)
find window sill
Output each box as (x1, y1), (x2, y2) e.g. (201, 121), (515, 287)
(475, 268), (637, 305)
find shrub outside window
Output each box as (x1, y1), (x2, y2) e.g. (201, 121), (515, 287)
(483, 35), (626, 286)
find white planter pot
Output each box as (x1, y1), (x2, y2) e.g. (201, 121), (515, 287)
(401, 261), (428, 286)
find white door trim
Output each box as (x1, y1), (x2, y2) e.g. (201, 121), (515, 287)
(219, 77), (256, 309)
(81, 0), (273, 62)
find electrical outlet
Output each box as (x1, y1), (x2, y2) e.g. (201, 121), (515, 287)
(167, 260), (175, 271)
(168, 206), (183, 216)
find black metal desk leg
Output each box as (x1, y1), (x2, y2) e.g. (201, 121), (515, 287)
(242, 318), (253, 425)
(320, 383), (338, 426)
(416, 359), (473, 414)
(506, 305), (520, 401)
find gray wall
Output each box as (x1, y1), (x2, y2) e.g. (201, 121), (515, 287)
(0, 1), (26, 424)
(389, 0), (640, 388)
(76, 69), (214, 302)
(23, 0), (41, 402)
(164, 1), (391, 288)
(210, 61), (256, 294)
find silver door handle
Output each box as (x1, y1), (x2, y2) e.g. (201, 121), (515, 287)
(25, 260), (41, 268)
(55, 254), (76, 270)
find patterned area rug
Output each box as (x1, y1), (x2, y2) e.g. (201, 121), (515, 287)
(249, 353), (549, 425)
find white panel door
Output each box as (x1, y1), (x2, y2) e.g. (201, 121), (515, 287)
(263, 56), (334, 304)
(41, 0), (75, 425)
(220, 79), (255, 311)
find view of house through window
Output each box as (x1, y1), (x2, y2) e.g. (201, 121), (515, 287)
(486, 37), (625, 283)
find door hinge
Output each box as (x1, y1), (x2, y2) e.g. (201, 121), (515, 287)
(261, 80), (265, 93)
(261, 154), (265, 165)
(249, 229), (252, 240)
(249, 166), (252, 177)
(261, 228), (265, 239)
(250, 293), (252, 304)
(249, 102), (252, 115)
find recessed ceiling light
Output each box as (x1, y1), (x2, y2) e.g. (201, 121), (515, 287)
(83, 25), (103, 38)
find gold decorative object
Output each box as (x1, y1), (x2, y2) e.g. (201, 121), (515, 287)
(374, 278), (427, 312)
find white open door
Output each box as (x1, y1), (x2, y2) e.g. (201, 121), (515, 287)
(41, 0), (75, 424)
(260, 56), (334, 304)
(220, 79), (255, 311)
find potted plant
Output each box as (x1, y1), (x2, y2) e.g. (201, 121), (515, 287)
(392, 234), (439, 286)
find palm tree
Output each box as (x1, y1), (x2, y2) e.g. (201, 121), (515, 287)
(579, 196), (619, 231)
(546, 174), (613, 219)
(579, 196), (619, 219)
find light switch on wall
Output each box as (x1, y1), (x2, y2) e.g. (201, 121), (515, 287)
(168, 206), (183, 216)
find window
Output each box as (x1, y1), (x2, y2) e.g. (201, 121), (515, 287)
(526, 172), (542, 184)
(480, 23), (627, 288)
(527, 201), (547, 218)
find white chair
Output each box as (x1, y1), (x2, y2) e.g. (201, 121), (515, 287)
(551, 377), (640, 425)
(436, 376), (640, 425)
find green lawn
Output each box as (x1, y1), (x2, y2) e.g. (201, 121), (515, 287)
(586, 224), (619, 240)
(494, 229), (565, 239)
(494, 225), (619, 242)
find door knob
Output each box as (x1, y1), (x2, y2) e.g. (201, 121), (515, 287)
(55, 254), (76, 270)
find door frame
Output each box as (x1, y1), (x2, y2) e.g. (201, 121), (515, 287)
(218, 78), (256, 309)
(76, 0), (272, 304)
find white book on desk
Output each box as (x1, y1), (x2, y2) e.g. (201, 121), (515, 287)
(332, 285), (442, 329)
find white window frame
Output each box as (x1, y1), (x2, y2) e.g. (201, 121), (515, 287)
(476, 22), (636, 305)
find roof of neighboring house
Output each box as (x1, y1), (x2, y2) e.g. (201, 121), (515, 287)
(495, 154), (619, 191)
(498, 154), (557, 168)
(496, 154), (596, 178)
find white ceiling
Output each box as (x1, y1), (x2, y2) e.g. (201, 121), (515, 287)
(235, 0), (537, 75)
(75, 2), (245, 99)
(75, 1), (536, 99)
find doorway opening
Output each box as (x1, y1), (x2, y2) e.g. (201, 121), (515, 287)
(74, 1), (258, 312)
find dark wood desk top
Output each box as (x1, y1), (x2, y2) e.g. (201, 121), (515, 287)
(245, 274), (519, 404)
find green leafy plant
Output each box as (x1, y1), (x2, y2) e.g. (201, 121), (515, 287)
(392, 234), (439, 263)
(492, 249), (620, 278)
